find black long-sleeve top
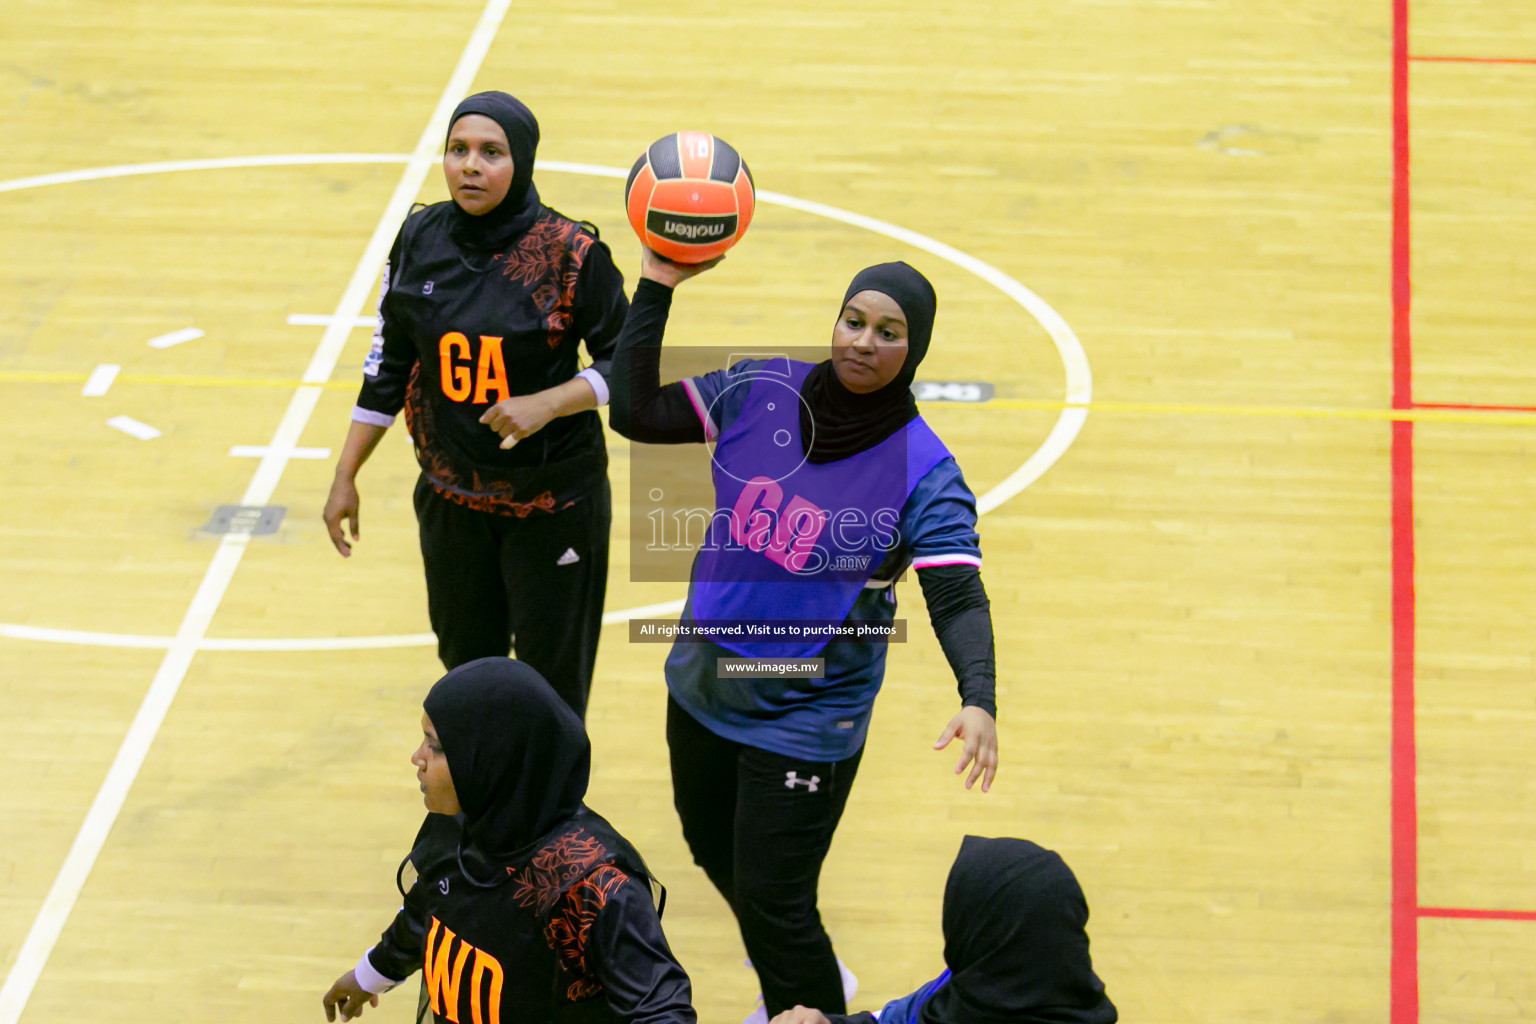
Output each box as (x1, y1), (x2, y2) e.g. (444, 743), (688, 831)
(610, 278), (996, 717)
(363, 811), (695, 1024)
(354, 203), (628, 514)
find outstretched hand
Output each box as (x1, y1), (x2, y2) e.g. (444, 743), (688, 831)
(639, 245), (724, 289)
(934, 705), (998, 792)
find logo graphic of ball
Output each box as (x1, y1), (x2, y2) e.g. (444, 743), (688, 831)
(625, 131), (755, 263)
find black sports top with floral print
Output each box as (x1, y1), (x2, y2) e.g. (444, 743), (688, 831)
(353, 201), (628, 517)
(366, 809), (695, 1024)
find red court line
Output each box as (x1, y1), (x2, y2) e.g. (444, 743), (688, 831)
(1390, 0), (1418, 1021)
(1420, 908), (1536, 922)
(1410, 55), (1536, 65)
(1415, 402), (1536, 413)
(1390, 419), (1416, 1024)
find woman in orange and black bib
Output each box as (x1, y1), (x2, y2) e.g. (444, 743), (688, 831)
(321, 658), (696, 1024)
(323, 92), (627, 717)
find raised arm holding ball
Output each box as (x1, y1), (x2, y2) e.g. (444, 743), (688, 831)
(610, 236), (1000, 1022)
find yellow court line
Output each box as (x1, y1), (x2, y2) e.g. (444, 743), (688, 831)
(124, 373), (356, 391)
(4, 370), (1536, 425)
(961, 397), (1536, 427)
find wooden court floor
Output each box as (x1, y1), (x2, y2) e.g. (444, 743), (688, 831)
(2, 2), (1533, 1022)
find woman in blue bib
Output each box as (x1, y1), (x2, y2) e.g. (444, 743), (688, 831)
(767, 836), (1117, 1024)
(610, 250), (1000, 1023)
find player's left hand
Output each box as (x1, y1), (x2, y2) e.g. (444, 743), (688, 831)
(768, 1007), (832, 1024)
(934, 705), (998, 792)
(480, 393), (556, 448)
(322, 970), (379, 1021)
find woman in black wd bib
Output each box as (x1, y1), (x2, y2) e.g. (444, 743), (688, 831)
(321, 658), (696, 1023)
(323, 92), (627, 717)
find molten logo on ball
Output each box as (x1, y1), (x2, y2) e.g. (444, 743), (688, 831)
(626, 130), (755, 262)
(648, 210), (738, 243)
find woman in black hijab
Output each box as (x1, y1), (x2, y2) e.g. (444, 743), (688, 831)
(769, 836), (1117, 1024)
(609, 249), (1000, 1021)
(321, 658), (696, 1023)
(324, 92), (629, 718)
(794, 260), (935, 463)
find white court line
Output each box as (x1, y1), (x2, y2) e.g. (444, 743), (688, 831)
(0, 623), (174, 649)
(228, 445), (331, 459)
(0, 154), (409, 194)
(81, 364), (120, 397)
(535, 159), (627, 179)
(0, 2), (515, 1021)
(146, 327), (203, 349)
(287, 313), (380, 327)
(105, 415), (160, 440)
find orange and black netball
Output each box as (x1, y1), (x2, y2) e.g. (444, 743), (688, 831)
(625, 131), (755, 263)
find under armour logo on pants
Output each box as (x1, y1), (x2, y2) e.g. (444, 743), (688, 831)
(784, 771), (820, 792)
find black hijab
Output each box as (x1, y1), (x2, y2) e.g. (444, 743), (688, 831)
(922, 836), (1117, 1024)
(444, 91), (542, 256)
(422, 657), (590, 876)
(798, 261), (936, 463)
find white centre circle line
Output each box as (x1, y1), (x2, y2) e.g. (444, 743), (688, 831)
(0, 153), (1092, 652)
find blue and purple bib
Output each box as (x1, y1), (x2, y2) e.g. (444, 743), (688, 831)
(690, 361), (950, 657)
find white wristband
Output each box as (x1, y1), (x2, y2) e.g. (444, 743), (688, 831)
(351, 406), (396, 428)
(575, 367), (609, 407)
(353, 947), (401, 994)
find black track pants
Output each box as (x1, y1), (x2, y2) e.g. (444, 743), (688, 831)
(666, 694), (863, 1017)
(414, 474), (610, 718)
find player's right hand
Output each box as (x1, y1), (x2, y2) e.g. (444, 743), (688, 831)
(768, 1007), (832, 1024)
(639, 245), (724, 288)
(322, 970), (379, 1021)
(323, 476), (361, 557)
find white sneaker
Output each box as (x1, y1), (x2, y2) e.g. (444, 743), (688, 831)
(739, 958), (858, 1022)
(839, 958), (859, 1002)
